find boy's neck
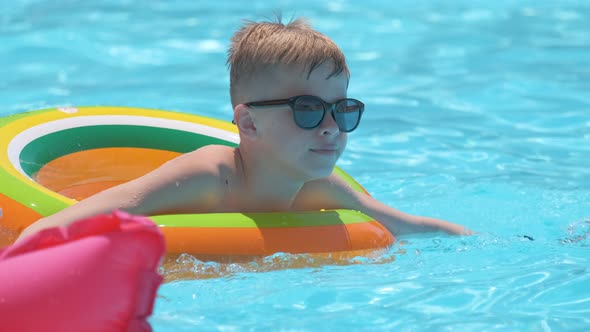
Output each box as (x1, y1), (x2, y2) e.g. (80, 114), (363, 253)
(235, 147), (304, 212)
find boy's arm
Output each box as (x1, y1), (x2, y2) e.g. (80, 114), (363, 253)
(296, 173), (472, 236)
(16, 150), (223, 241)
(346, 192), (472, 236)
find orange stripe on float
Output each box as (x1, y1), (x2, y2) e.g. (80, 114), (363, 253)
(0, 193), (42, 234)
(347, 221), (395, 250)
(161, 221), (395, 257)
(36, 147), (180, 200)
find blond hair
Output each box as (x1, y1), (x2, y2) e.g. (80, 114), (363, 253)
(227, 17), (349, 106)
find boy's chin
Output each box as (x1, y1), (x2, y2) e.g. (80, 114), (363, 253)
(302, 165), (336, 181)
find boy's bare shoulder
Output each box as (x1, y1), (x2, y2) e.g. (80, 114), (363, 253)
(181, 144), (242, 185)
(164, 145), (240, 189)
(127, 145), (240, 214)
(176, 145), (239, 172)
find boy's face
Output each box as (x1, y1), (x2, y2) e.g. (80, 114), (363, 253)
(244, 62), (349, 180)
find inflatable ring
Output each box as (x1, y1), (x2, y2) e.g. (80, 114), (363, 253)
(0, 106), (395, 261)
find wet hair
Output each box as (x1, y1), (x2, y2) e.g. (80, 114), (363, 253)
(227, 16), (349, 107)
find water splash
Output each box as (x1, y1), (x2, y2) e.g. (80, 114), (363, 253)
(561, 219), (590, 246)
(160, 248), (401, 282)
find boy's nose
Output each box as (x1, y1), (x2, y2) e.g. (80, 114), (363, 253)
(318, 111), (339, 135)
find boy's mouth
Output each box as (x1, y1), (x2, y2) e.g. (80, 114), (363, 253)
(309, 146), (339, 155)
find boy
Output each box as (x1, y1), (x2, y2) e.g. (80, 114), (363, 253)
(17, 17), (471, 241)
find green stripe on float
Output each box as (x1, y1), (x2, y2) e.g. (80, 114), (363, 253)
(19, 125), (238, 177)
(152, 209), (373, 228)
(333, 167), (366, 194)
(0, 167), (71, 216)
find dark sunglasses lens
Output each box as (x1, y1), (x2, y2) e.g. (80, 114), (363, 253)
(334, 100), (362, 132)
(293, 96), (325, 128)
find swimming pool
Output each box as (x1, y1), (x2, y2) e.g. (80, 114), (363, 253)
(2, 0), (589, 331)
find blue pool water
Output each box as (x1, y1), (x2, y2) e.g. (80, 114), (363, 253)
(2, 1), (590, 331)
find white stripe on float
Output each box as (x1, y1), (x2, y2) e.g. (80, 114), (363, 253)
(8, 115), (240, 179)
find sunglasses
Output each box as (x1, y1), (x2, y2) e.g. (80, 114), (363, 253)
(243, 95), (365, 133)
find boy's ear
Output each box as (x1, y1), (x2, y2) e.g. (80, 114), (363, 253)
(234, 104), (257, 137)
